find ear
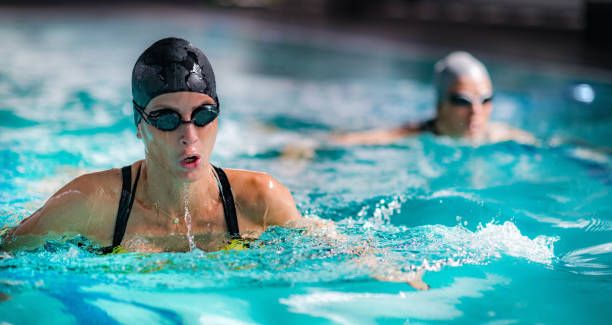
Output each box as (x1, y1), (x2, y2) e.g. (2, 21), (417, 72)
(136, 124), (142, 139)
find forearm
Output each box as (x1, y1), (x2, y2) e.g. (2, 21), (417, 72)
(0, 231), (61, 251)
(285, 218), (430, 290)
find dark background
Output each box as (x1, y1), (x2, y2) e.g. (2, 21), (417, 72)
(0, 0), (611, 72)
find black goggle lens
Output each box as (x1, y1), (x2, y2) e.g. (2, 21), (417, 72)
(448, 94), (494, 107)
(141, 104), (219, 131)
(449, 95), (472, 106)
(192, 105), (219, 127)
(149, 109), (181, 130)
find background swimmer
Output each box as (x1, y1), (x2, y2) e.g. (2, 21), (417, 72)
(332, 51), (535, 145)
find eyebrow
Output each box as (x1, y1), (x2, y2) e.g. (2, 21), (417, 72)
(195, 101), (215, 108)
(450, 92), (494, 99)
(149, 102), (214, 111)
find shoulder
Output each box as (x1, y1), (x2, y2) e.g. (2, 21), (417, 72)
(9, 165), (132, 244)
(222, 168), (288, 207)
(70, 168), (123, 193)
(487, 122), (536, 144)
(71, 162), (144, 199)
(220, 168), (301, 227)
(58, 167), (125, 207)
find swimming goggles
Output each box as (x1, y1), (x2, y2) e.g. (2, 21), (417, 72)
(448, 93), (494, 107)
(133, 100), (219, 131)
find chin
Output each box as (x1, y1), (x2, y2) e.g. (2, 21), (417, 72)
(176, 166), (208, 183)
(451, 126), (471, 137)
(181, 173), (199, 183)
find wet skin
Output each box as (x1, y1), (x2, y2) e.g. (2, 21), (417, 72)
(331, 75), (533, 145)
(434, 76), (493, 139)
(4, 92), (302, 252)
(2, 92), (430, 290)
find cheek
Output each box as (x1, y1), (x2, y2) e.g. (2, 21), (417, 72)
(438, 105), (451, 117)
(478, 105), (493, 118)
(200, 121), (218, 144)
(140, 125), (153, 142)
(141, 127), (175, 156)
(442, 106), (468, 119)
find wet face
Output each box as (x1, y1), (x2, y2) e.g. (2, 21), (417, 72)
(435, 75), (493, 138)
(137, 92), (218, 182)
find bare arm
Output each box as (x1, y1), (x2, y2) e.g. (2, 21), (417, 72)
(259, 173), (430, 290)
(487, 122), (537, 144)
(229, 170), (303, 237)
(1, 173), (110, 251)
(283, 213), (430, 290)
(257, 174), (302, 228)
(331, 123), (422, 146)
(231, 170), (429, 290)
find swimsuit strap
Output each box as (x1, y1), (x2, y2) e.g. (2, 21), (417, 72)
(116, 164), (142, 246)
(100, 164), (141, 254)
(211, 165), (240, 239)
(99, 163), (238, 254)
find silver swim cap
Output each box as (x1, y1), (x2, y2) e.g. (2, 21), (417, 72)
(433, 51), (491, 103)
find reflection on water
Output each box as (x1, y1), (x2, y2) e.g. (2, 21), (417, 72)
(280, 274), (510, 323)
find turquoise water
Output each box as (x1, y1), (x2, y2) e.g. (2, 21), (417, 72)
(1, 10), (612, 324)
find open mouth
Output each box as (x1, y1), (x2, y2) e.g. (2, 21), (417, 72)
(469, 120), (481, 132)
(180, 155), (201, 169)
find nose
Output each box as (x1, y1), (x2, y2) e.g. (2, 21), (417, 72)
(179, 123), (199, 146)
(469, 100), (484, 115)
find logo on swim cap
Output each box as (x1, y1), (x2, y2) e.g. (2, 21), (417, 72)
(131, 37), (218, 126)
(186, 62), (207, 91)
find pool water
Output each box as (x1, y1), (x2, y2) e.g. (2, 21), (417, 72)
(1, 9), (612, 324)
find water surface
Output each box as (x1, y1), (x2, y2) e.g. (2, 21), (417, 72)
(1, 9), (611, 324)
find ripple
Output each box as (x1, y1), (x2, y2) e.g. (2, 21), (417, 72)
(558, 242), (612, 276)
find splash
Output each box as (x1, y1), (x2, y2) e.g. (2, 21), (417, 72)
(183, 184), (196, 251)
(455, 221), (557, 265)
(405, 221), (557, 268)
(343, 196), (559, 269)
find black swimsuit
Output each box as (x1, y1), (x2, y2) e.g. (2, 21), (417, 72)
(99, 164), (239, 254)
(420, 119), (440, 135)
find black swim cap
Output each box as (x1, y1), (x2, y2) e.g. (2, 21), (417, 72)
(131, 37), (218, 126)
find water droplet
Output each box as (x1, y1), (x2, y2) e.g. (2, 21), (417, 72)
(184, 184), (196, 251)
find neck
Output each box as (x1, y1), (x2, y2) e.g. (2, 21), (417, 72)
(139, 159), (220, 219)
(433, 118), (486, 138)
(431, 118), (445, 135)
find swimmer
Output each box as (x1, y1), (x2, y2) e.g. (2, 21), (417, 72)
(1, 37), (428, 290)
(2, 37), (301, 253)
(332, 51), (535, 145)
